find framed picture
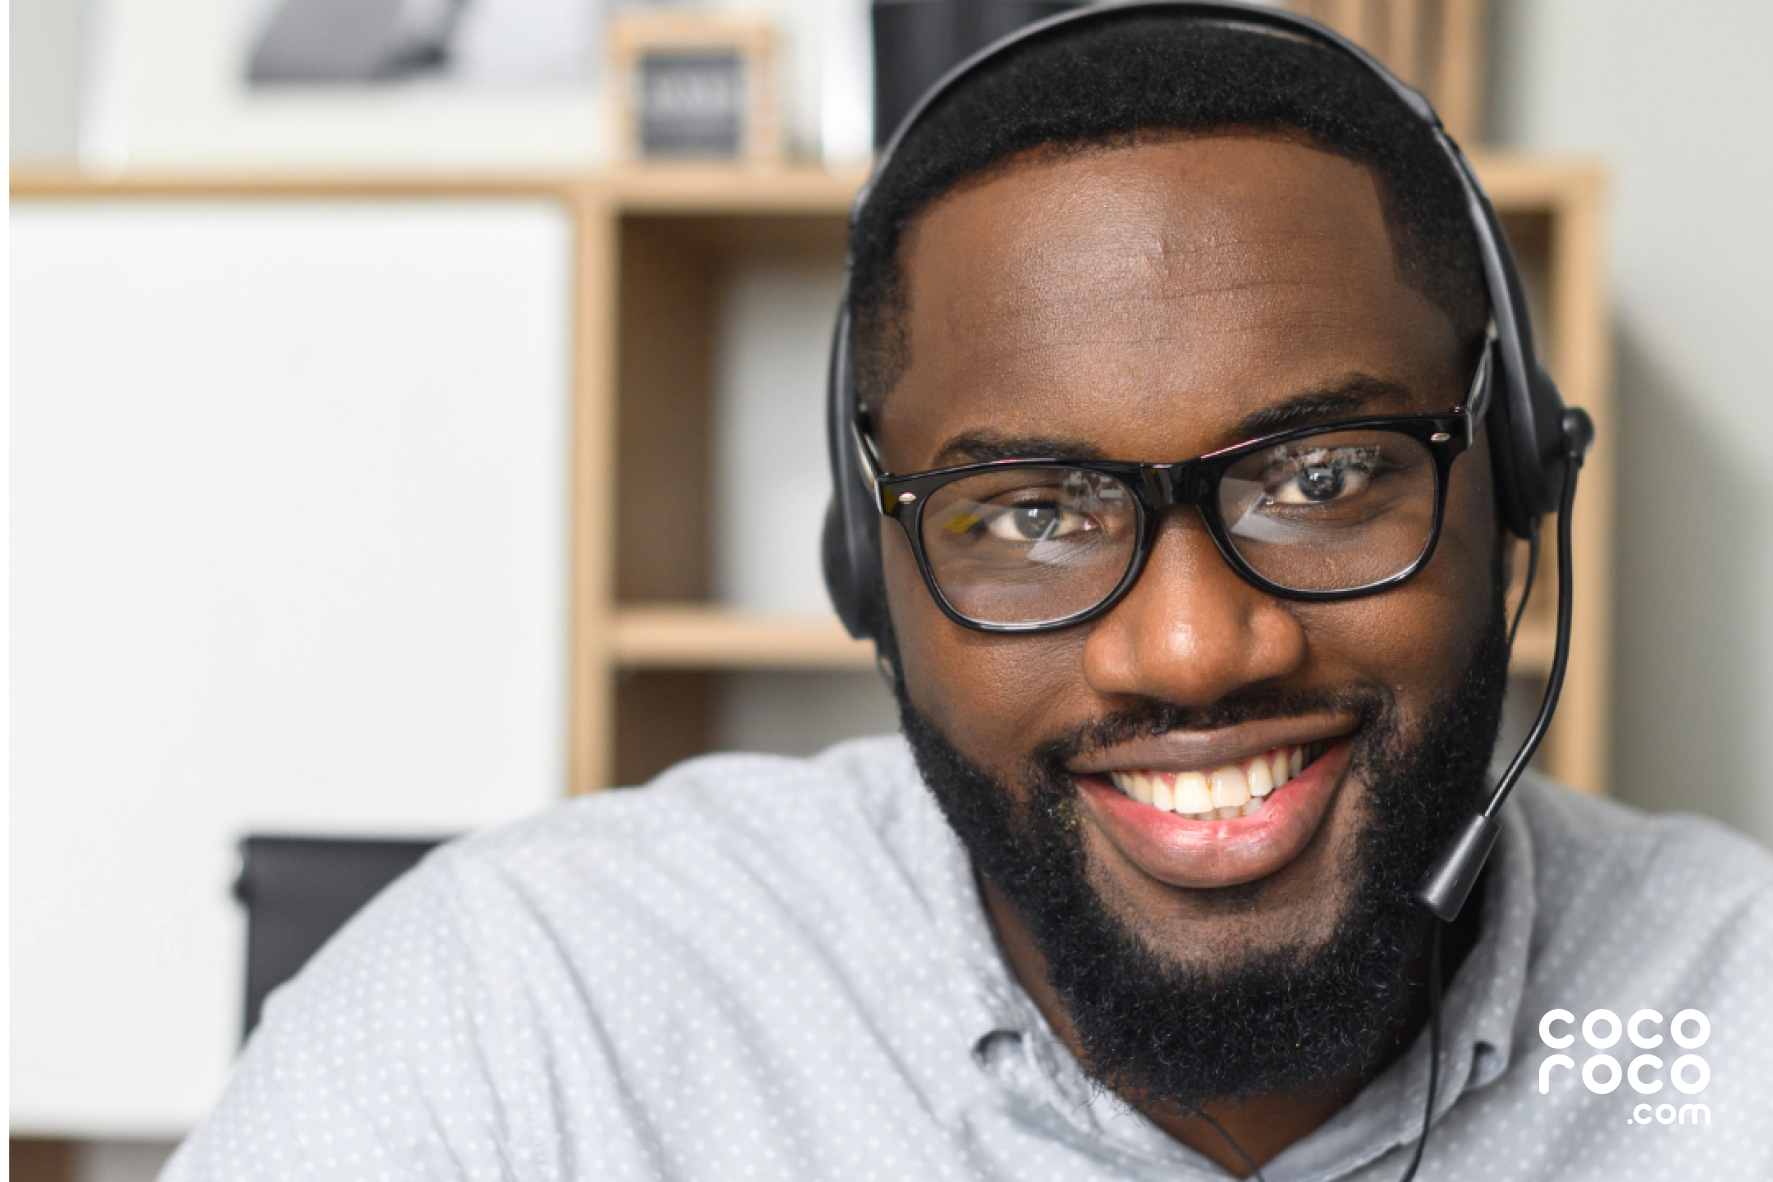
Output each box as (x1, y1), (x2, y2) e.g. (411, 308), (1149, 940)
(607, 11), (783, 165)
(75, 0), (609, 172)
(241, 0), (601, 89)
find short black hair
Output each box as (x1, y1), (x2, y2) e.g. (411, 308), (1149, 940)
(849, 14), (1490, 412)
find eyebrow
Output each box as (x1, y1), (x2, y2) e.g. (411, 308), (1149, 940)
(931, 434), (1108, 467)
(1229, 375), (1414, 439)
(927, 374), (1416, 469)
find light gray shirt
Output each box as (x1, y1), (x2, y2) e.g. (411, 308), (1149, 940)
(164, 736), (1773, 1181)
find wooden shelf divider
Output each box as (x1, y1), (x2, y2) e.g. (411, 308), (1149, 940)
(614, 605), (875, 669)
(1508, 619), (1557, 675)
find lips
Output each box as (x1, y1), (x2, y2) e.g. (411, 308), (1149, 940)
(1074, 733), (1355, 890)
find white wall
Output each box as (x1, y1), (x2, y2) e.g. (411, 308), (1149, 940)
(40, 0), (869, 171)
(1489, 0), (1773, 847)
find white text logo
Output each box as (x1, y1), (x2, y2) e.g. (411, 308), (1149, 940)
(1537, 1007), (1710, 1126)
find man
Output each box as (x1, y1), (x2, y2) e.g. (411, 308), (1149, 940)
(166, 11), (1772, 1181)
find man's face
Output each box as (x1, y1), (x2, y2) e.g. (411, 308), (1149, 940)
(875, 134), (1505, 1099)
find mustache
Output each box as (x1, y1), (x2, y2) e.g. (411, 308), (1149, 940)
(1030, 684), (1391, 773)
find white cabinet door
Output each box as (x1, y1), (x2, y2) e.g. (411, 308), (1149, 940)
(11, 198), (574, 1137)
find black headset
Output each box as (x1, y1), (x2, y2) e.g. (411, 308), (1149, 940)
(822, 0), (1595, 928)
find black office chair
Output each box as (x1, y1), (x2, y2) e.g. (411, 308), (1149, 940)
(233, 834), (448, 1039)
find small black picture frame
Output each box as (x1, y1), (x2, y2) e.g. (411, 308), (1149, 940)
(609, 12), (782, 164)
(637, 51), (746, 157)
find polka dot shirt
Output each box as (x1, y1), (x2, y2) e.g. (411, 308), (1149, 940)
(162, 736), (1773, 1181)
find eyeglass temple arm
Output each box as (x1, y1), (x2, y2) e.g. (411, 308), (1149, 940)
(852, 417), (886, 497)
(1459, 325), (1500, 444)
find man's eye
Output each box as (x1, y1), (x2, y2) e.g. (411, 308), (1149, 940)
(1266, 448), (1377, 505)
(982, 501), (1092, 542)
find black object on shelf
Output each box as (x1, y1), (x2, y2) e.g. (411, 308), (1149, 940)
(233, 834), (447, 1040)
(872, 0), (1082, 147)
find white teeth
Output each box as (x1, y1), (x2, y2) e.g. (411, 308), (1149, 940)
(1174, 772), (1212, 815)
(1103, 740), (1329, 820)
(1210, 765), (1250, 809)
(1247, 758), (1274, 798)
(1151, 775), (1175, 811)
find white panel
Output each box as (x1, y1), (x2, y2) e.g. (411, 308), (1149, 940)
(711, 255), (846, 615)
(10, 199), (573, 1136)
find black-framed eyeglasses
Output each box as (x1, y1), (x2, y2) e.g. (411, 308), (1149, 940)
(855, 376), (1483, 635)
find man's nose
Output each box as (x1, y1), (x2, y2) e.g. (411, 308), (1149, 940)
(1081, 511), (1309, 706)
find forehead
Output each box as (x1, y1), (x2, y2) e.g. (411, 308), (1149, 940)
(876, 134), (1463, 467)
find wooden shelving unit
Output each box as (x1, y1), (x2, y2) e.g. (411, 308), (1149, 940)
(593, 154), (1613, 795)
(13, 151), (1610, 796)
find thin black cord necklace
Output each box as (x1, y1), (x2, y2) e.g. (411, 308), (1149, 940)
(1188, 922), (1446, 1182)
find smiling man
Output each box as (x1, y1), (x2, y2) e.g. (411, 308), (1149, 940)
(857, 110), (1508, 1169)
(165, 8), (1773, 1182)
(861, 120), (1508, 1165)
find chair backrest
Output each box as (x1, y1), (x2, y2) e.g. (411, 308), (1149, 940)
(233, 834), (447, 1039)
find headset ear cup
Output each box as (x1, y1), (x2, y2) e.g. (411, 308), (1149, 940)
(1474, 330), (1532, 540)
(824, 301), (888, 643)
(1529, 363), (1571, 514)
(821, 480), (887, 641)
(1485, 398), (1536, 540)
(822, 499), (866, 638)
(1485, 361), (1569, 539)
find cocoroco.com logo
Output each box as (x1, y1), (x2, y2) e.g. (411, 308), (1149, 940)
(1538, 1008), (1710, 1126)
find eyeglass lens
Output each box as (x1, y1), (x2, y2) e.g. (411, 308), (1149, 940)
(916, 428), (1440, 627)
(921, 467), (1138, 627)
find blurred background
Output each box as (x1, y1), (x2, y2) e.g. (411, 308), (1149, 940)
(11, 1), (1772, 1178)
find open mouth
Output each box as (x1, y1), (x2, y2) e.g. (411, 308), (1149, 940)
(1073, 726), (1355, 889)
(1103, 740), (1328, 821)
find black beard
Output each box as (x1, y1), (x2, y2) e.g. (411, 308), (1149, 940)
(891, 591), (1509, 1111)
